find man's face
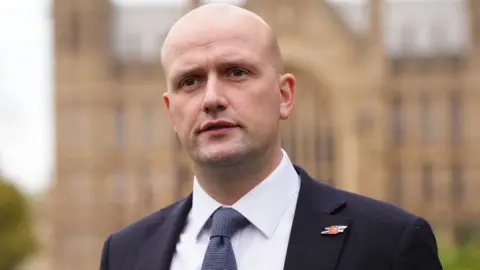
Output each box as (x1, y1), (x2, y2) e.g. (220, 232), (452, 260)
(163, 20), (294, 166)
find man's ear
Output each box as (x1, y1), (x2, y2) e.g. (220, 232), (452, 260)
(163, 92), (177, 133)
(279, 73), (296, 120)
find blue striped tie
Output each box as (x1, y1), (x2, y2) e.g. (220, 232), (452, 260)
(201, 207), (250, 270)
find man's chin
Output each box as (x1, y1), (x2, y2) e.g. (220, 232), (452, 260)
(195, 145), (249, 167)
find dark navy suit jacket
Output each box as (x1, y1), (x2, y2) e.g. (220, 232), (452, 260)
(100, 166), (443, 270)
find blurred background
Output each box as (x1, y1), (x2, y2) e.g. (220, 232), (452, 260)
(0, 0), (479, 269)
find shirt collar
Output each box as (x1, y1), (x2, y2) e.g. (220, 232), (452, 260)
(190, 178), (223, 240)
(190, 149), (300, 240)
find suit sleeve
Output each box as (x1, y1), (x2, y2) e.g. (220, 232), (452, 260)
(100, 235), (113, 270)
(391, 217), (443, 270)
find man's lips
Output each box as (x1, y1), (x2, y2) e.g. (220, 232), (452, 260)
(197, 120), (240, 134)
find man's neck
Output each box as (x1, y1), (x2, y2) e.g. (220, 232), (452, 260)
(194, 147), (283, 206)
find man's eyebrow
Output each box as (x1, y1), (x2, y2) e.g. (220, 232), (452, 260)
(216, 59), (258, 70)
(169, 66), (206, 82)
(171, 60), (257, 77)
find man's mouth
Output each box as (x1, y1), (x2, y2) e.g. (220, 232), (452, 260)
(199, 120), (239, 134)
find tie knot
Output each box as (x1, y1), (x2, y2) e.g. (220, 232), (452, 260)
(210, 207), (249, 239)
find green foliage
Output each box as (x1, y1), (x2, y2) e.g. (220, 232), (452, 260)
(454, 221), (480, 246)
(439, 241), (480, 270)
(0, 176), (37, 270)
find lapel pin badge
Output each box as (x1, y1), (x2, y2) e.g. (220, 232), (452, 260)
(321, 225), (348, 235)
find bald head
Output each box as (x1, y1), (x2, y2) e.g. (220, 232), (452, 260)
(160, 3), (283, 75)
(160, 3), (297, 177)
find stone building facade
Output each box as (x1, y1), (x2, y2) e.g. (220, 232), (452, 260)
(47, 0), (480, 269)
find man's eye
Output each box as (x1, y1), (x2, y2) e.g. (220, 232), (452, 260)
(181, 77), (198, 87)
(228, 68), (247, 77)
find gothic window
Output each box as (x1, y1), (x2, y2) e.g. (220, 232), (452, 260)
(421, 94), (433, 145)
(115, 104), (124, 148)
(326, 132), (335, 162)
(391, 94), (403, 145)
(422, 164), (433, 203)
(69, 10), (80, 52)
(450, 91), (462, 145)
(451, 164), (464, 205)
(391, 164), (403, 206)
(142, 166), (154, 210)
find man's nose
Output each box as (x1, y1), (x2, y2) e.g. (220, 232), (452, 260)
(202, 77), (227, 114)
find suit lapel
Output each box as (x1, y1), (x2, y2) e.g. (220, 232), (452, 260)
(284, 166), (352, 270)
(135, 195), (192, 270)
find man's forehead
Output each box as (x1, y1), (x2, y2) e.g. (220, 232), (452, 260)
(166, 43), (262, 77)
(161, 4), (282, 77)
(162, 7), (271, 55)
(164, 26), (267, 66)
(169, 28), (254, 53)
(164, 21), (266, 59)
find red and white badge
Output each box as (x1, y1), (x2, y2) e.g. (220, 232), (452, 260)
(321, 225), (348, 235)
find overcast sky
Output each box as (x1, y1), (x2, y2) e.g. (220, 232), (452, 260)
(0, 0), (52, 194)
(0, 0), (375, 194)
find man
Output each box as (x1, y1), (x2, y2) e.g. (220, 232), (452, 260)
(100, 3), (443, 270)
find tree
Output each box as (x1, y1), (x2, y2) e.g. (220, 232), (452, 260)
(0, 175), (37, 270)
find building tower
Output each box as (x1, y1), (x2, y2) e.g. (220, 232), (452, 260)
(52, 0), (117, 268)
(51, 0), (185, 268)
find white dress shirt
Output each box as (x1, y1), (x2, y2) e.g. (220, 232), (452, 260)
(170, 149), (300, 270)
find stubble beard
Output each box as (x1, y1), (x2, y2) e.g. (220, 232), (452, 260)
(192, 138), (254, 169)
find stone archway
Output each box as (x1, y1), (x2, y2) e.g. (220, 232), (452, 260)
(281, 66), (336, 186)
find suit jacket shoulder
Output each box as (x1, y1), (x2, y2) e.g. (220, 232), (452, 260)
(297, 165), (423, 232)
(290, 165), (442, 270)
(324, 181), (418, 228)
(100, 197), (192, 270)
(112, 197), (186, 242)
